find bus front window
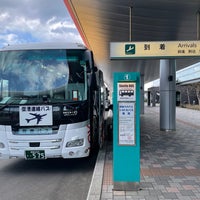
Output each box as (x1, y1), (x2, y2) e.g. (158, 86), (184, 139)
(0, 49), (87, 104)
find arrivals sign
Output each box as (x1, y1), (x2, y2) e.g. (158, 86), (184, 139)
(110, 41), (200, 59)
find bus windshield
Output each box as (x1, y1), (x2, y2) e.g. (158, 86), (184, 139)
(0, 49), (87, 104)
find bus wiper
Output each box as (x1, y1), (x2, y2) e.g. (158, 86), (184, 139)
(0, 102), (13, 111)
(0, 100), (18, 111)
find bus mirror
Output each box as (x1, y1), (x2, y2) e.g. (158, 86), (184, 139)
(87, 68), (91, 73)
(91, 73), (98, 91)
(86, 60), (91, 73)
(94, 66), (98, 72)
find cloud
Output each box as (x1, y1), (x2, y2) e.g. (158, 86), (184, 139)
(0, 0), (83, 47)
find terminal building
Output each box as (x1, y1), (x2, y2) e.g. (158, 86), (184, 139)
(147, 62), (200, 107)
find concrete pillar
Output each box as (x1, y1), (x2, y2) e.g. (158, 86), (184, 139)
(140, 74), (144, 114)
(160, 59), (176, 131)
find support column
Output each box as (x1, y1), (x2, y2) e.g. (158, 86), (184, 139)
(160, 59), (176, 131)
(140, 74), (144, 114)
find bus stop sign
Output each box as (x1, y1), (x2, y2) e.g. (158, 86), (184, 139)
(113, 72), (140, 191)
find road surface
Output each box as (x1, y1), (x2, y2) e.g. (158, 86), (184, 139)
(0, 154), (97, 200)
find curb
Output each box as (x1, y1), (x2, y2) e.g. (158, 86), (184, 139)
(86, 146), (106, 200)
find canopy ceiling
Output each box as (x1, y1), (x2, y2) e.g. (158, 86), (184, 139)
(64, 0), (200, 89)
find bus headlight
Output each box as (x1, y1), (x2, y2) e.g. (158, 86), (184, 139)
(66, 139), (84, 147)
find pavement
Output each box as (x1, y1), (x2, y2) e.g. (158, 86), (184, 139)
(87, 105), (200, 200)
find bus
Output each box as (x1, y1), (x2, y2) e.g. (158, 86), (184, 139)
(0, 42), (105, 159)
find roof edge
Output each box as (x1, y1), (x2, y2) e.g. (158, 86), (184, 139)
(63, 0), (91, 49)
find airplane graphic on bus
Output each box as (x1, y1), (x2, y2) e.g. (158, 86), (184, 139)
(26, 113), (47, 124)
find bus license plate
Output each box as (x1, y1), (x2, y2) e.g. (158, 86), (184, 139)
(25, 150), (45, 160)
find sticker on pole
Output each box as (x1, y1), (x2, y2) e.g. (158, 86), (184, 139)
(118, 102), (135, 145)
(118, 82), (136, 101)
(19, 105), (53, 126)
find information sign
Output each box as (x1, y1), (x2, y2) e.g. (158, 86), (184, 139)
(110, 40), (200, 59)
(117, 82), (136, 101)
(118, 102), (135, 145)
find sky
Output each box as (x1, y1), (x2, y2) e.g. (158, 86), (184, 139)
(0, 0), (83, 48)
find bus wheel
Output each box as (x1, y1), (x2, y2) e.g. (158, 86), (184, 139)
(91, 115), (99, 151)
